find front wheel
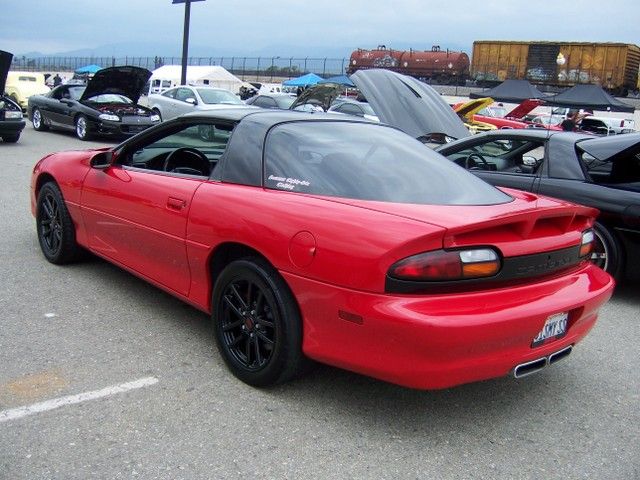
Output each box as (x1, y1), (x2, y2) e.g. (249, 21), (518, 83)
(75, 115), (90, 140)
(32, 107), (48, 131)
(36, 182), (82, 264)
(592, 222), (623, 280)
(212, 258), (305, 387)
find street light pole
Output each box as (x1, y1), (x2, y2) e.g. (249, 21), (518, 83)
(180, 0), (191, 85)
(172, 0), (205, 86)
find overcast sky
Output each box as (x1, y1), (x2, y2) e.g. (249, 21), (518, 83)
(2, 0), (639, 56)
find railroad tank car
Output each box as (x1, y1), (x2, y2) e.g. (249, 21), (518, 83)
(347, 46), (470, 85)
(472, 41), (640, 96)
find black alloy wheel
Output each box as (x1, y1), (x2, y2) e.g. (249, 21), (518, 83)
(212, 258), (305, 387)
(36, 182), (81, 264)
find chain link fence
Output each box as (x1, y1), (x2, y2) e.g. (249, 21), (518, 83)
(10, 56), (349, 81)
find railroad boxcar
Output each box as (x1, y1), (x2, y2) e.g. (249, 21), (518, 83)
(347, 46), (470, 85)
(472, 41), (640, 96)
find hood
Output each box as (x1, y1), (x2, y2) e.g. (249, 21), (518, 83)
(506, 99), (543, 119)
(0, 50), (12, 94)
(289, 83), (343, 111)
(350, 69), (470, 141)
(577, 132), (640, 162)
(454, 97), (494, 119)
(80, 66), (151, 103)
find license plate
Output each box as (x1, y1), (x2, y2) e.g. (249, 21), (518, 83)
(532, 312), (568, 346)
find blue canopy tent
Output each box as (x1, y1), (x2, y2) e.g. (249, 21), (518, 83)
(74, 64), (102, 74)
(282, 73), (323, 87)
(319, 75), (355, 87)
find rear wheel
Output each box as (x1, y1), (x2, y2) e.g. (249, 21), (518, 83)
(32, 108), (48, 131)
(75, 115), (90, 140)
(36, 182), (82, 264)
(212, 257), (305, 387)
(592, 222), (623, 280)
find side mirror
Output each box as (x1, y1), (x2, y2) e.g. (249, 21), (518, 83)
(185, 97), (197, 105)
(90, 151), (113, 169)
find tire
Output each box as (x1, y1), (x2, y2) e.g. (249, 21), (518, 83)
(32, 108), (48, 131)
(212, 257), (305, 387)
(2, 134), (20, 143)
(592, 222), (623, 280)
(75, 115), (90, 140)
(36, 182), (82, 264)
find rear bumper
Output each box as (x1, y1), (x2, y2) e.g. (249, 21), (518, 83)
(284, 263), (614, 389)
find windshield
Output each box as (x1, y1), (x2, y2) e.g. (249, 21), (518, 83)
(264, 122), (511, 205)
(85, 93), (132, 104)
(196, 88), (243, 105)
(68, 86), (86, 100)
(275, 96), (296, 109)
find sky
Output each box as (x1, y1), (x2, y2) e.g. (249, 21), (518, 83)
(1, 0), (639, 57)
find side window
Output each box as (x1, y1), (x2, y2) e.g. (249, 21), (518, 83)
(119, 121), (235, 177)
(175, 88), (196, 103)
(337, 104), (363, 116)
(449, 139), (544, 174)
(254, 97), (277, 108)
(162, 88), (177, 99)
(583, 152), (640, 184)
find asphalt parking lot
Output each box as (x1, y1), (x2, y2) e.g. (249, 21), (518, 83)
(0, 125), (638, 480)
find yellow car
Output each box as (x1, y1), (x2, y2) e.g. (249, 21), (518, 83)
(453, 97), (498, 134)
(5, 71), (50, 111)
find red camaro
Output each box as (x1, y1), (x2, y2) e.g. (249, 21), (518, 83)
(31, 108), (614, 389)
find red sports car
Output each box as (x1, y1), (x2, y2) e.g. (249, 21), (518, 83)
(31, 108), (614, 389)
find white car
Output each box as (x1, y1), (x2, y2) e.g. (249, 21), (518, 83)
(148, 85), (245, 121)
(579, 116), (635, 135)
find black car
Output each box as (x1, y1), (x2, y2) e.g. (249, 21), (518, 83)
(245, 93), (296, 110)
(0, 50), (26, 143)
(436, 129), (640, 281)
(27, 66), (160, 140)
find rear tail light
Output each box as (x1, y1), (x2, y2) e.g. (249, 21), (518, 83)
(389, 248), (501, 281)
(579, 229), (595, 258)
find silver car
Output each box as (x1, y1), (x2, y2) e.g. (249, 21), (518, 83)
(148, 85), (245, 121)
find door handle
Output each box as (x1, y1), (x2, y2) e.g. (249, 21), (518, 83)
(167, 197), (186, 210)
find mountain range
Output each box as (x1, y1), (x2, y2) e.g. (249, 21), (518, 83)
(18, 41), (470, 59)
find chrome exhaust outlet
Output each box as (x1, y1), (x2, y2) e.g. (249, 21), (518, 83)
(513, 357), (547, 378)
(513, 345), (574, 379)
(548, 345), (572, 364)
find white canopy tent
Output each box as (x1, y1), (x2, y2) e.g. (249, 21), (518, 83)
(148, 65), (249, 95)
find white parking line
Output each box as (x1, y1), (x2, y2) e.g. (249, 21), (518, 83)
(0, 376), (159, 423)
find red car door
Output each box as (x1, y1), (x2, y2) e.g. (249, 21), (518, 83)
(80, 165), (202, 296)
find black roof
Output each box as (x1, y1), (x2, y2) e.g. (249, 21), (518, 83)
(544, 84), (635, 113)
(470, 80), (547, 102)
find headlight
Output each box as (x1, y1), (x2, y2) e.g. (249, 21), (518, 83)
(98, 113), (120, 122)
(150, 114), (161, 122)
(5, 111), (23, 119)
